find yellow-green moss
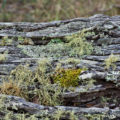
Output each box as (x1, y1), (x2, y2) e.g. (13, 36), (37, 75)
(53, 68), (84, 87)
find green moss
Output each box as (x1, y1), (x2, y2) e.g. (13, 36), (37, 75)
(53, 68), (84, 87)
(48, 38), (63, 44)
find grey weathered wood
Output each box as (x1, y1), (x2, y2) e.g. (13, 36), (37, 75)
(1, 94), (120, 118)
(0, 14), (120, 118)
(0, 14), (119, 39)
(0, 14), (120, 75)
(0, 15), (120, 83)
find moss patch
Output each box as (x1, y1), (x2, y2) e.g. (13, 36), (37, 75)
(52, 68), (84, 87)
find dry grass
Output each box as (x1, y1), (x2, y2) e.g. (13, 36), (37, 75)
(0, 80), (21, 97)
(0, 0), (120, 22)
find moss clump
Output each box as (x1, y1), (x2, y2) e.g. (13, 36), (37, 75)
(48, 38), (63, 44)
(53, 68), (84, 87)
(104, 54), (119, 70)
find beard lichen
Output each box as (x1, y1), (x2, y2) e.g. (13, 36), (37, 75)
(18, 29), (94, 59)
(0, 36), (13, 46)
(0, 53), (7, 63)
(104, 54), (119, 70)
(0, 60), (63, 106)
(66, 29), (94, 57)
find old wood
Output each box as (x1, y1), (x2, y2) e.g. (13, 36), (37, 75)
(0, 14), (120, 119)
(1, 94), (120, 119)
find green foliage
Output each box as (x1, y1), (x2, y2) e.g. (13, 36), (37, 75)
(49, 38), (63, 44)
(104, 54), (119, 70)
(0, 0), (119, 22)
(66, 30), (94, 57)
(53, 68), (83, 87)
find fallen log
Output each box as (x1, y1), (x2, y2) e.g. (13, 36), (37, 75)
(1, 94), (120, 119)
(0, 14), (120, 119)
(0, 14), (120, 76)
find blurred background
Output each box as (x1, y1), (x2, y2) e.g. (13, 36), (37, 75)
(0, 0), (120, 22)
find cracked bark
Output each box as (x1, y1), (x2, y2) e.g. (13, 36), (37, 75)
(0, 14), (120, 119)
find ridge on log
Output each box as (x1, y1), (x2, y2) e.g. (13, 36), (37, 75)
(0, 14), (119, 38)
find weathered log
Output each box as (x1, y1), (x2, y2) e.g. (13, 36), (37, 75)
(0, 14), (120, 118)
(0, 14), (103, 38)
(62, 82), (120, 108)
(0, 14), (120, 75)
(0, 14), (118, 39)
(1, 94), (120, 118)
